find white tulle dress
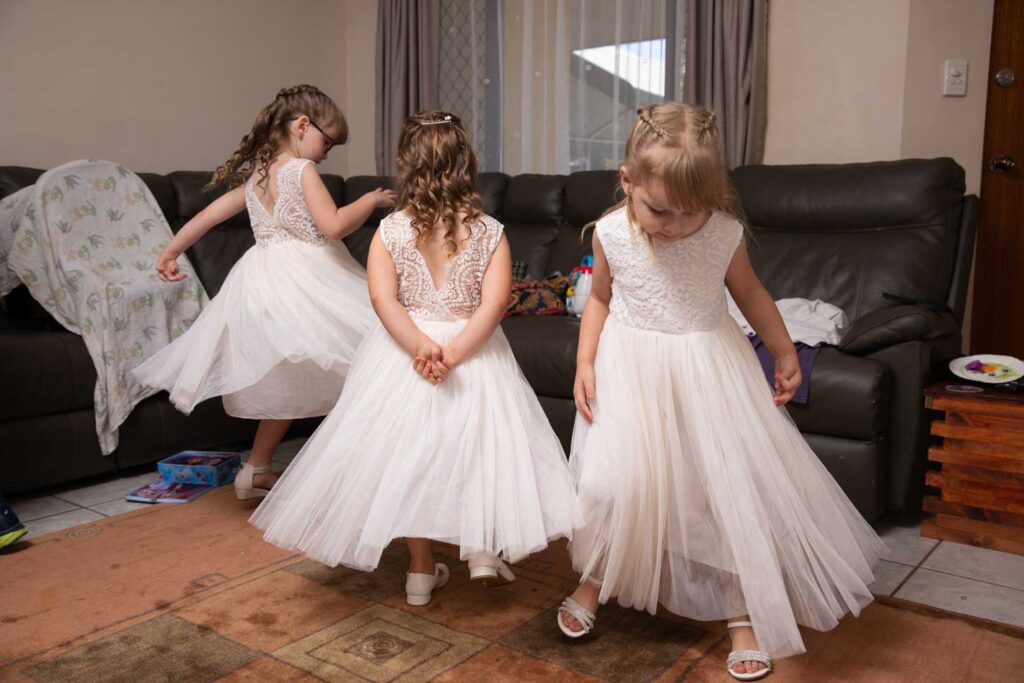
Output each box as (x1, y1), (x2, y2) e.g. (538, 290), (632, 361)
(250, 211), (577, 570)
(133, 157), (375, 418)
(569, 207), (888, 659)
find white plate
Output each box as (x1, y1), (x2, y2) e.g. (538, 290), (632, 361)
(948, 354), (1024, 384)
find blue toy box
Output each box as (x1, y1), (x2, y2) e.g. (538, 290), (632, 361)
(157, 450), (241, 487)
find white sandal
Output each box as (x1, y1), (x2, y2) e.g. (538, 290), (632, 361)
(405, 563), (450, 606)
(726, 621), (772, 681)
(234, 463), (272, 500)
(467, 552), (516, 584)
(557, 597), (596, 638)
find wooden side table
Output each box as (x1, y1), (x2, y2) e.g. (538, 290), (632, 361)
(922, 382), (1024, 555)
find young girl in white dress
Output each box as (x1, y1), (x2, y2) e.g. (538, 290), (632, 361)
(250, 111), (576, 604)
(133, 85), (394, 500)
(556, 104), (888, 681)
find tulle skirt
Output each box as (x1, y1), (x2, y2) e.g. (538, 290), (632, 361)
(251, 317), (578, 570)
(569, 316), (888, 658)
(133, 240), (375, 419)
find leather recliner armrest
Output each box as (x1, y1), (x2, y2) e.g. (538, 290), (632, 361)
(839, 304), (960, 356)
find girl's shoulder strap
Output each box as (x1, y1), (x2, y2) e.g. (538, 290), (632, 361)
(594, 204), (628, 241)
(713, 212), (745, 259)
(378, 210), (410, 257)
(475, 213), (505, 258)
(279, 157), (316, 200)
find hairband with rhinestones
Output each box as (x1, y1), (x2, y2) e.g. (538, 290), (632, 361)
(420, 114), (454, 126)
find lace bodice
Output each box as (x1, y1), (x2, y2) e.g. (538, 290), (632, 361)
(245, 157), (327, 247)
(380, 211), (504, 321)
(597, 207), (744, 334)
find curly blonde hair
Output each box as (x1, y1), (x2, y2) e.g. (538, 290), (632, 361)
(204, 84), (348, 191)
(394, 111), (483, 256)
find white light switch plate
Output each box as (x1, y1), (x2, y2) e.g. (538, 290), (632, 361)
(943, 59), (968, 96)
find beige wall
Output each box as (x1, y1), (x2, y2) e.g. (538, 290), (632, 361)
(0, 0), (351, 176)
(764, 0), (994, 196)
(1, 0), (994, 187)
(901, 0), (994, 195)
(764, 0), (912, 165)
(341, 0), (379, 176)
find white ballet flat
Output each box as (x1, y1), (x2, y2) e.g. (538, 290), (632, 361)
(467, 552), (516, 584)
(557, 597), (596, 638)
(405, 563), (450, 606)
(726, 621), (772, 681)
(234, 463), (271, 501)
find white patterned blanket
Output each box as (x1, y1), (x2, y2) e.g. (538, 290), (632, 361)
(0, 160), (208, 453)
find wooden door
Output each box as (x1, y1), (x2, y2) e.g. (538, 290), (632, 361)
(971, 0), (1024, 356)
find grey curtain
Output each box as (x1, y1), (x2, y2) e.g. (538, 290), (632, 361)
(376, 0), (441, 175)
(683, 0), (768, 167)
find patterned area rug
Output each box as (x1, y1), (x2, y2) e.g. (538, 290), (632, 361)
(2, 487), (1023, 682)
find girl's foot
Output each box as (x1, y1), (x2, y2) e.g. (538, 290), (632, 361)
(406, 563), (450, 606)
(557, 581), (600, 636)
(252, 469), (280, 491)
(234, 463), (278, 500)
(726, 621), (772, 681)
(467, 552), (516, 584)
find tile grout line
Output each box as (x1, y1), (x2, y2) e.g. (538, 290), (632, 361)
(16, 505), (87, 524)
(890, 565), (918, 597)
(905, 565), (1024, 596)
(916, 540), (942, 568)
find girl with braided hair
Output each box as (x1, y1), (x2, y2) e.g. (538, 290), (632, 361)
(134, 85), (395, 500)
(555, 103), (886, 680)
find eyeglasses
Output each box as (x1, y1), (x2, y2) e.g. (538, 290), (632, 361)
(308, 120), (337, 151)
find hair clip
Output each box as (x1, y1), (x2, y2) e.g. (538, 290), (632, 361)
(420, 115), (453, 126)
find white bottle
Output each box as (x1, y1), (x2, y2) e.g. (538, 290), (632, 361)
(572, 267), (592, 317)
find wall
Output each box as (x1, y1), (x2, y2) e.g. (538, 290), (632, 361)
(764, 0), (994, 196)
(900, 0), (994, 195)
(341, 0), (379, 176)
(0, 0), (350, 176)
(763, 0), (913, 166)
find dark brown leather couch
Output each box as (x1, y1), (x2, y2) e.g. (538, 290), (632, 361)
(0, 159), (977, 522)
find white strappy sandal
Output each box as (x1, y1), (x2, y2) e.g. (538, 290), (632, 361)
(726, 621), (772, 681)
(557, 598), (596, 638)
(234, 463), (272, 500)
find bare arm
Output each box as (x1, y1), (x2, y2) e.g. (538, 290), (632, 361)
(156, 185), (246, 281)
(301, 163), (395, 240)
(574, 233), (612, 423)
(725, 237), (800, 405)
(366, 231), (444, 382)
(441, 236), (513, 368)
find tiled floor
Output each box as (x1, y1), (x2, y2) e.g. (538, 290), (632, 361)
(9, 439), (1024, 631)
(8, 438), (304, 541)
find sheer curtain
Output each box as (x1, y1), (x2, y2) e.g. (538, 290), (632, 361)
(438, 0), (681, 175)
(433, 1), (765, 174)
(501, 0), (682, 175)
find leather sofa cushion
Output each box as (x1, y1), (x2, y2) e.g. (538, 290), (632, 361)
(504, 174), (565, 224)
(734, 158), (966, 321)
(0, 166), (43, 199)
(0, 330), (95, 419)
(564, 170), (619, 228)
(505, 223), (561, 280)
(501, 315), (579, 398)
(787, 347), (892, 439)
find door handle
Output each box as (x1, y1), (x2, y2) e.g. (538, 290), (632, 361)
(990, 155), (1017, 173)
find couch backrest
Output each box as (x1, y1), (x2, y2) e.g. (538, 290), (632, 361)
(733, 158), (969, 321)
(0, 158), (973, 328)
